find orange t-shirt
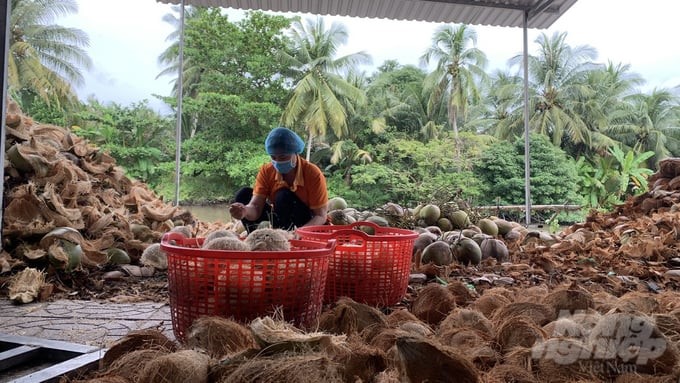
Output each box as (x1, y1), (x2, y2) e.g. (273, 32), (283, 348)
(253, 155), (328, 210)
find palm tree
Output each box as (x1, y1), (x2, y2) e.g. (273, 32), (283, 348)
(420, 24), (487, 160)
(511, 31), (598, 148)
(604, 88), (680, 166)
(8, 0), (92, 111)
(280, 17), (370, 160)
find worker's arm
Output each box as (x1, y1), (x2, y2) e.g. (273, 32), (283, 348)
(229, 194), (267, 221)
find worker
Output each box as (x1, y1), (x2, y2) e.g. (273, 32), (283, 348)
(229, 127), (329, 232)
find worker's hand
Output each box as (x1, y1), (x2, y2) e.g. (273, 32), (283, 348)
(229, 203), (246, 220)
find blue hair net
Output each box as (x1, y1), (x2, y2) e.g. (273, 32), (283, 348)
(265, 127), (305, 155)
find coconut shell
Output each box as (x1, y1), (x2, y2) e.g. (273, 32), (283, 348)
(395, 336), (480, 383)
(330, 339), (388, 383)
(411, 284), (457, 326)
(470, 293), (511, 319)
(386, 309), (421, 327)
(186, 316), (257, 358)
(492, 302), (556, 327)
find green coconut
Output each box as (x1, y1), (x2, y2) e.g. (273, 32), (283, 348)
(107, 248), (131, 265)
(421, 240), (453, 266)
(328, 196), (348, 211)
(47, 239), (82, 271)
(419, 204), (441, 226)
(437, 217), (453, 232)
(448, 210), (470, 229)
(477, 218), (499, 236)
(453, 237), (482, 266)
(412, 204), (425, 218)
(493, 219), (514, 236)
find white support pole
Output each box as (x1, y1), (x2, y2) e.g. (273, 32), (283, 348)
(0, 0), (11, 248)
(173, 0), (186, 206)
(523, 10), (532, 226)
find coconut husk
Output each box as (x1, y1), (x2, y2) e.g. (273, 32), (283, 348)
(207, 348), (260, 383)
(186, 316), (257, 358)
(373, 368), (401, 383)
(652, 313), (680, 342)
(542, 318), (588, 340)
(385, 308), (420, 327)
(138, 349), (211, 383)
(244, 228), (291, 251)
(329, 338), (387, 383)
(396, 321), (433, 337)
(249, 316), (345, 355)
(541, 288), (594, 318)
(533, 338), (601, 383)
(103, 348), (169, 382)
(491, 302), (556, 327)
(70, 377), (130, 383)
(469, 292), (511, 318)
(410, 283), (457, 326)
(8, 267), (45, 304)
(318, 297), (388, 338)
(587, 312), (678, 375)
(369, 328), (412, 353)
(496, 317), (546, 353)
(504, 346), (535, 369)
(446, 280), (478, 305)
(614, 291), (659, 314)
(394, 336), (480, 383)
(655, 290), (680, 312)
(513, 285), (550, 303)
(614, 372), (679, 383)
(484, 364), (538, 383)
(221, 354), (345, 383)
(438, 308), (494, 337)
(592, 291), (620, 313)
(99, 329), (177, 369)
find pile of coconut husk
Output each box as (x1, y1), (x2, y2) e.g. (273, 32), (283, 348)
(0, 99), (231, 302)
(68, 288), (680, 382)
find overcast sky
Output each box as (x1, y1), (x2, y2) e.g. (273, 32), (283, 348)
(58, 0), (680, 114)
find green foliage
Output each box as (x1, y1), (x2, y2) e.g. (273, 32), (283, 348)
(473, 133), (582, 206)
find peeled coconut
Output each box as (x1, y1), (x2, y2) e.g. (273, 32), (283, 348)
(140, 243), (168, 270)
(453, 237), (482, 266)
(245, 228), (291, 251)
(328, 196), (349, 211)
(421, 241), (453, 266)
(419, 204), (441, 226)
(480, 238), (509, 262)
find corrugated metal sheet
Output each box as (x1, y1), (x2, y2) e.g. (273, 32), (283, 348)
(156, 0), (578, 29)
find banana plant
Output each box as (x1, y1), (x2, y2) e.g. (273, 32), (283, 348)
(607, 144), (654, 196)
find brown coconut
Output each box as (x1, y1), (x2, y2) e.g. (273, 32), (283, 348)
(420, 240), (453, 266)
(496, 317), (546, 353)
(138, 349), (211, 383)
(330, 339), (388, 383)
(541, 288), (595, 318)
(484, 364), (538, 383)
(104, 348), (170, 382)
(221, 354), (344, 383)
(470, 292), (511, 319)
(438, 308), (494, 337)
(100, 329), (177, 369)
(186, 316), (257, 358)
(202, 236), (249, 251)
(410, 283), (457, 326)
(394, 336), (480, 383)
(244, 228), (291, 251)
(492, 302), (556, 327)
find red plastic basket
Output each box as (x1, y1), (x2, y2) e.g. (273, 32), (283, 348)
(295, 221), (418, 307)
(160, 232), (334, 342)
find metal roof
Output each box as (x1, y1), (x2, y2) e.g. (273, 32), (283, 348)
(156, 0), (578, 29)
